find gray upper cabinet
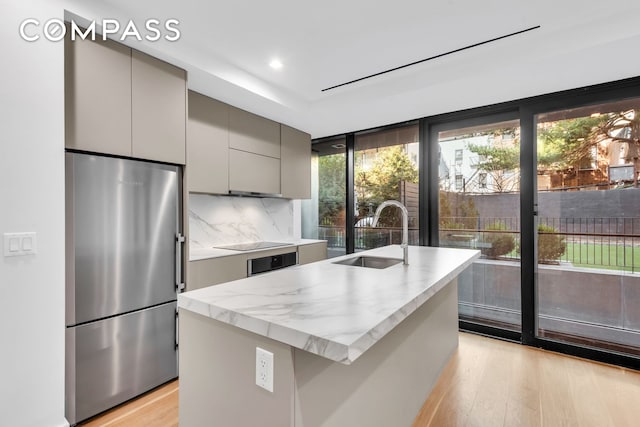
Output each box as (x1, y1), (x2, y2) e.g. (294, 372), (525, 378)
(280, 124), (311, 199)
(229, 150), (281, 195)
(65, 35), (132, 156)
(185, 93), (311, 197)
(229, 107), (281, 158)
(65, 34), (186, 164)
(187, 91), (229, 194)
(132, 51), (186, 164)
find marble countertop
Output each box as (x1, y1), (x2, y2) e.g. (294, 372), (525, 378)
(178, 245), (480, 364)
(189, 239), (327, 261)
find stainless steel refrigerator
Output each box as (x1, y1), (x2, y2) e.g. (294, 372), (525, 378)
(65, 152), (183, 425)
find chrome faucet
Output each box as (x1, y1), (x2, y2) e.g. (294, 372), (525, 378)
(372, 200), (409, 265)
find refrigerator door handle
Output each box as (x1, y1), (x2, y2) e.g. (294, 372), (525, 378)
(176, 233), (185, 292)
(175, 309), (179, 350)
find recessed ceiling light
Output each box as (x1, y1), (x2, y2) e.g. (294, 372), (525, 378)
(269, 59), (283, 70)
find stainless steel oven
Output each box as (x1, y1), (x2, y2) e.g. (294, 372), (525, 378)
(248, 251), (297, 276)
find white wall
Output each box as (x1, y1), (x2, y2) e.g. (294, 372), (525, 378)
(0, 1), (67, 426)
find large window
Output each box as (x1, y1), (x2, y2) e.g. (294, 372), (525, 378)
(436, 116), (521, 332)
(535, 98), (640, 356)
(302, 138), (346, 258)
(303, 126), (419, 256)
(306, 77), (640, 369)
(354, 125), (419, 251)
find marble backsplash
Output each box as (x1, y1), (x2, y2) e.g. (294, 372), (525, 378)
(189, 194), (294, 249)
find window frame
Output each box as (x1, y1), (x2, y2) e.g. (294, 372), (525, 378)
(312, 76), (640, 370)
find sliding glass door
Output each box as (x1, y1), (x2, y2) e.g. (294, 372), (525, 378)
(433, 113), (521, 332)
(535, 98), (640, 356)
(302, 138), (347, 258)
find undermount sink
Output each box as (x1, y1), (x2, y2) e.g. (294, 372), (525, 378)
(332, 255), (403, 269)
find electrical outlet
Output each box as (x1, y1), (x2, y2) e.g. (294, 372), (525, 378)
(256, 347), (274, 392)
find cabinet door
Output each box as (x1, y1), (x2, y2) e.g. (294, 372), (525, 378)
(65, 35), (131, 156)
(281, 124), (311, 199)
(187, 91), (229, 194)
(298, 242), (327, 265)
(229, 149), (281, 195)
(132, 50), (186, 164)
(229, 107), (281, 158)
(187, 256), (247, 290)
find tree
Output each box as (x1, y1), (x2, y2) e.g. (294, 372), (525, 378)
(467, 144), (520, 192)
(537, 115), (608, 170)
(604, 110), (640, 168)
(355, 146), (418, 226)
(537, 110), (640, 183)
(318, 154), (345, 225)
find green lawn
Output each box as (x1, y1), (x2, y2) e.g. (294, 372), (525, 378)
(564, 243), (640, 272)
(502, 241), (640, 272)
(466, 234), (640, 273)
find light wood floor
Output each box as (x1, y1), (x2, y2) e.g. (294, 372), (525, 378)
(413, 332), (640, 427)
(80, 332), (640, 427)
(80, 380), (178, 427)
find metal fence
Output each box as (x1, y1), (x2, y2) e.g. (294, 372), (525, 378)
(538, 217), (640, 273)
(318, 226), (420, 251)
(440, 216), (640, 273)
(318, 217), (640, 272)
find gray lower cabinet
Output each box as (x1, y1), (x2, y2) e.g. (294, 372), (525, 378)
(65, 34), (132, 156)
(281, 124), (311, 199)
(187, 91), (229, 194)
(298, 242), (328, 265)
(187, 244), (326, 290)
(132, 50), (186, 164)
(229, 149), (281, 195)
(188, 255), (247, 291)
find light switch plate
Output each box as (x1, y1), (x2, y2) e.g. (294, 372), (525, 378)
(3, 232), (37, 257)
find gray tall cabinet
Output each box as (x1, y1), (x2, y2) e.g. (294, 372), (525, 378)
(281, 124), (312, 200)
(65, 35), (187, 165)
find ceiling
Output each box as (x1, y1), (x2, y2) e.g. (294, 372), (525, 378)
(65, 1), (640, 138)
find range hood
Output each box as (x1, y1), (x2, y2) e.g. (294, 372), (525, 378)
(212, 241), (292, 251)
(228, 190), (283, 198)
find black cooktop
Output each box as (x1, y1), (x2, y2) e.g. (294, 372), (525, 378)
(213, 241), (292, 251)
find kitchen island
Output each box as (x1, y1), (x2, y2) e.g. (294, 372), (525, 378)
(178, 245), (479, 427)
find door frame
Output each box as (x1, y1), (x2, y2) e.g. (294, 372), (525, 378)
(420, 78), (640, 369)
(422, 109), (523, 343)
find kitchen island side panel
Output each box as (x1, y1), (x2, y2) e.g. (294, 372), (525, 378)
(179, 309), (296, 427)
(178, 278), (458, 427)
(293, 279), (458, 427)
